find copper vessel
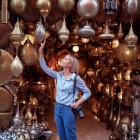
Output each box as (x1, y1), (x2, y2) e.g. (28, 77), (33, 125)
(0, 112), (13, 130)
(0, 49), (14, 86)
(0, 86), (14, 112)
(19, 39), (39, 66)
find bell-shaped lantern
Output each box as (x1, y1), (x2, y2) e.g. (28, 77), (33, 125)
(125, 22), (138, 48)
(58, 16), (70, 44)
(9, 19), (25, 50)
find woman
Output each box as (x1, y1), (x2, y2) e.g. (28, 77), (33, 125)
(39, 39), (91, 140)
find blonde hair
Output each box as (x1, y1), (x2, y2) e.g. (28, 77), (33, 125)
(67, 54), (79, 74)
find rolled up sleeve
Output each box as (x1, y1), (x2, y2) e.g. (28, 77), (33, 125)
(76, 76), (91, 100)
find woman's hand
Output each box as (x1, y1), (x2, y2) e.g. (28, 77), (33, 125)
(39, 38), (46, 58)
(71, 102), (78, 109)
(71, 97), (85, 109)
(39, 38), (46, 53)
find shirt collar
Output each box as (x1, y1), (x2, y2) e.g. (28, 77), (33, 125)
(60, 72), (76, 80)
(71, 73), (76, 80)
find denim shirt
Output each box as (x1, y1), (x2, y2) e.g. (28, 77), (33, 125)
(39, 58), (91, 106)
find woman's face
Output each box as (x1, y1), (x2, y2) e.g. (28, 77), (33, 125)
(59, 55), (71, 68)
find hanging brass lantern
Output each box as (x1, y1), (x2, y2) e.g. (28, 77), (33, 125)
(36, 0), (52, 21)
(10, 0), (27, 15)
(79, 21), (95, 38)
(19, 39), (39, 66)
(35, 21), (46, 43)
(58, 16), (70, 44)
(77, 0), (99, 19)
(126, 0), (139, 15)
(58, 0), (75, 13)
(125, 23), (138, 48)
(10, 56), (24, 77)
(99, 20), (115, 40)
(95, 0), (120, 24)
(9, 19), (25, 49)
(0, 49), (14, 86)
(116, 42), (140, 63)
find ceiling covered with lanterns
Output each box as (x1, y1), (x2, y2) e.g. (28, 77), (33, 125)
(0, 0), (140, 84)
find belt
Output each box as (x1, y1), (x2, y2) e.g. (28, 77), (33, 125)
(55, 102), (70, 107)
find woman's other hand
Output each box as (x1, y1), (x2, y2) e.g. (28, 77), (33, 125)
(71, 102), (78, 109)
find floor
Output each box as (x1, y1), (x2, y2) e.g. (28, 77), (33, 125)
(46, 104), (111, 140)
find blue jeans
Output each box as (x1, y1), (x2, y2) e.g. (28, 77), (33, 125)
(54, 102), (77, 140)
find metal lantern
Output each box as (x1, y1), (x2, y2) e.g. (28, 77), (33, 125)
(79, 21), (95, 38)
(116, 42), (140, 63)
(9, 19), (25, 50)
(10, 56), (24, 77)
(125, 23), (138, 48)
(99, 20), (115, 39)
(36, 0), (52, 21)
(58, 0), (75, 13)
(35, 21), (46, 43)
(103, 0), (117, 15)
(10, 0), (27, 15)
(126, 0), (139, 15)
(58, 16), (70, 44)
(77, 0), (99, 19)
